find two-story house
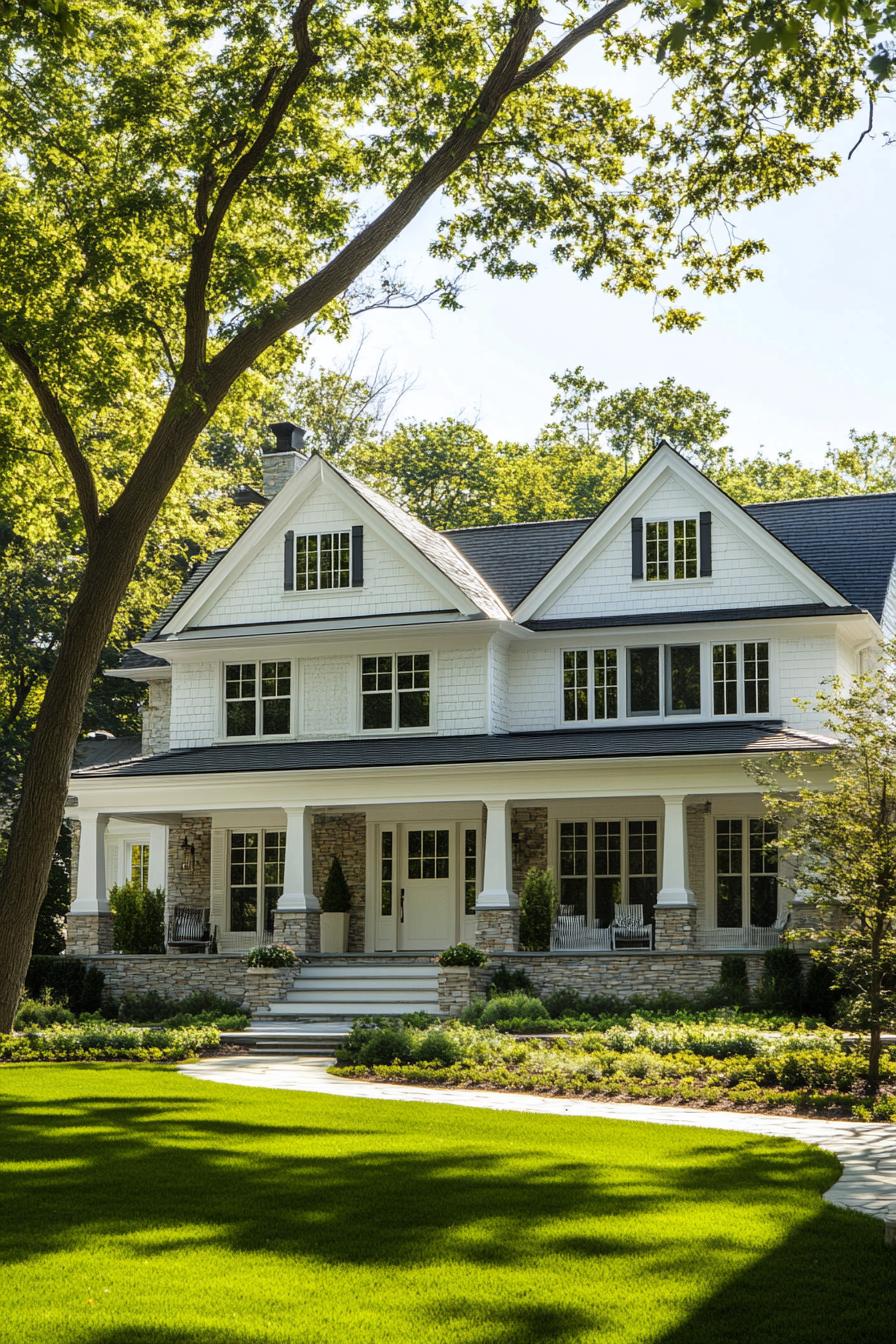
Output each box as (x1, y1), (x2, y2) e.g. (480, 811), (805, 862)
(66, 429), (896, 996)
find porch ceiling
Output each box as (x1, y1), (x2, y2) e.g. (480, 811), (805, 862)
(71, 720), (835, 781)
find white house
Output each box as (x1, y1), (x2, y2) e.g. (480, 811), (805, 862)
(66, 429), (896, 999)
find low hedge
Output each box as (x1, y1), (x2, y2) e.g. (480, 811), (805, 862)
(25, 956), (104, 1013)
(1, 1023), (220, 1062)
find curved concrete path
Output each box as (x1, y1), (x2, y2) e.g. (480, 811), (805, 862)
(181, 1055), (896, 1224)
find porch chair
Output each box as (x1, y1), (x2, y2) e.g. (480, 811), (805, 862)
(611, 904), (653, 950)
(747, 908), (790, 949)
(551, 904), (586, 951)
(166, 904), (216, 954)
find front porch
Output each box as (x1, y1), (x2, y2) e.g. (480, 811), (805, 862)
(65, 789), (796, 964)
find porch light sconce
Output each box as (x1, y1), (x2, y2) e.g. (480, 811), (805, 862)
(511, 831), (521, 846)
(180, 836), (196, 873)
(703, 801), (712, 816)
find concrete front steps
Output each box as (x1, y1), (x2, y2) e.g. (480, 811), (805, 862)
(222, 1020), (352, 1057)
(260, 962), (442, 1020)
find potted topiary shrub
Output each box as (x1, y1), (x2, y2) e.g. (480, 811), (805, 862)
(320, 857), (352, 953)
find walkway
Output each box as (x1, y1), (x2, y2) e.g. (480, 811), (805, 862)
(180, 1055), (896, 1224)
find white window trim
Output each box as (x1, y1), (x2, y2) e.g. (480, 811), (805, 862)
(291, 529), (353, 595)
(226, 827), (287, 939)
(556, 641), (721, 728)
(555, 817), (663, 924)
(218, 658), (297, 743)
(709, 815), (782, 930)
(358, 651), (436, 735)
(709, 639), (775, 720)
(641, 516), (703, 584)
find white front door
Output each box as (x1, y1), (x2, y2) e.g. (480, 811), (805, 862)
(399, 825), (455, 950)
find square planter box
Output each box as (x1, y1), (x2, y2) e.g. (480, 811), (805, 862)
(320, 912), (350, 954)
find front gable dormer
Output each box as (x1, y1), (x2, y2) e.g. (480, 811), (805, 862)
(515, 444), (849, 622)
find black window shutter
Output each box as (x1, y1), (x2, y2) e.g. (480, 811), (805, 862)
(283, 530), (295, 590)
(699, 511), (712, 576)
(351, 525), (364, 586)
(631, 517), (644, 580)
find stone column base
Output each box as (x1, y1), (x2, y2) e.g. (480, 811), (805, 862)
(475, 907), (520, 953)
(437, 965), (492, 1017)
(65, 912), (115, 956)
(654, 906), (697, 952)
(272, 910), (320, 954)
(244, 966), (296, 1014)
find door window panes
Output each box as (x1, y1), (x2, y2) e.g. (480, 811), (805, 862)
(262, 831), (286, 933)
(715, 820), (743, 928)
(229, 831), (259, 932)
(558, 821), (588, 916)
(380, 831), (394, 916)
(594, 821), (622, 925)
(130, 843), (150, 887)
(666, 645), (701, 714)
(628, 647), (660, 715)
(407, 828), (449, 880)
(628, 820), (658, 923)
(749, 820), (778, 926)
(464, 829), (478, 915)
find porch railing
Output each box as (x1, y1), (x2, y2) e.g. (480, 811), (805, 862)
(696, 926), (783, 952)
(550, 915), (611, 952)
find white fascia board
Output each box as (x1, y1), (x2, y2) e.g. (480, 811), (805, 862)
(105, 665), (171, 681)
(514, 445), (850, 620)
(68, 750), (818, 813)
(520, 610), (877, 647)
(141, 620), (505, 665)
(161, 456), (487, 635)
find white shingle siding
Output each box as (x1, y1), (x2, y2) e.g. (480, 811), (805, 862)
(194, 486), (450, 627)
(301, 657), (354, 737)
(776, 636), (839, 729)
(437, 648), (487, 734)
(169, 661), (217, 748)
(488, 640), (510, 734)
(543, 477), (819, 620)
(508, 645), (555, 732)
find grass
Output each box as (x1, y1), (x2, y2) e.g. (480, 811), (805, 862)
(0, 1065), (893, 1344)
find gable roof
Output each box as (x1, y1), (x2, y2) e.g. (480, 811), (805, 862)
(444, 518), (592, 610)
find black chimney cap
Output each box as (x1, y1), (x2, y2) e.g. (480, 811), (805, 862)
(267, 421), (307, 454)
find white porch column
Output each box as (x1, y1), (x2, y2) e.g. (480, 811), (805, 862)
(277, 806), (318, 911)
(147, 824), (168, 892)
(476, 800), (519, 953)
(477, 800), (517, 909)
(657, 793), (696, 907)
(70, 811), (110, 914)
(66, 811), (114, 955)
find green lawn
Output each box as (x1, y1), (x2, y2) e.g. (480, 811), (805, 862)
(0, 1066), (892, 1344)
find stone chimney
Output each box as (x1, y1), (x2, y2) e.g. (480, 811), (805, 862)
(263, 421), (309, 498)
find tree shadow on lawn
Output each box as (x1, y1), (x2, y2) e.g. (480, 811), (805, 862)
(0, 1070), (892, 1344)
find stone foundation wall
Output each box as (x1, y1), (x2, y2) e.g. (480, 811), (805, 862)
(511, 807), (548, 892)
(486, 951), (767, 1000)
(245, 966), (295, 1014)
(654, 907), (697, 952)
(476, 908), (520, 954)
(273, 910), (321, 953)
(66, 913), (114, 956)
(312, 812), (366, 952)
(80, 954), (251, 1005)
(437, 966), (492, 1016)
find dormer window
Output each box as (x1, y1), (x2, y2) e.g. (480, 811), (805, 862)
(283, 525), (363, 591)
(645, 518), (698, 581)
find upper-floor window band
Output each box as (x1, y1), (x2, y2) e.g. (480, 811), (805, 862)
(225, 661), (291, 737)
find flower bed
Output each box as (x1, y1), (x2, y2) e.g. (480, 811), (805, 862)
(331, 1017), (896, 1121)
(1, 1022), (221, 1062)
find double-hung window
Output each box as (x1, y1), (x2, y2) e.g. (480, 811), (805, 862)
(645, 518), (698, 581)
(711, 641), (770, 716)
(361, 653), (430, 731)
(295, 531), (351, 591)
(561, 649), (618, 723)
(627, 644), (701, 717)
(224, 661), (292, 737)
(228, 830), (286, 936)
(714, 818), (779, 928)
(559, 819), (659, 925)
(129, 843), (149, 887)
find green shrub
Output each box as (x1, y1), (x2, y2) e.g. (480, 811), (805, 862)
(759, 945), (804, 1014)
(116, 990), (172, 1022)
(109, 882), (165, 954)
(713, 956), (751, 1008)
(459, 996), (487, 1024)
(0, 1022), (219, 1062)
(113, 990), (249, 1030)
(479, 993), (549, 1026)
(177, 991), (243, 1017)
(436, 943), (487, 967)
(25, 956), (105, 1013)
(804, 959), (839, 1023)
(543, 988), (587, 1018)
(321, 856), (352, 913)
(14, 995), (75, 1028)
(487, 966), (535, 998)
(518, 868), (557, 951)
(247, 943), (296, 967)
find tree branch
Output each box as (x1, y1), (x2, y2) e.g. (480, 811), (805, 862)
(1, 342), (101, 549)
(508, 0), (632, 92)
(182, 0), (320, 372)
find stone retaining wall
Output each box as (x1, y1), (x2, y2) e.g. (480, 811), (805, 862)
(80, 954), (252, 1007)
(486, 951), (767, 1000)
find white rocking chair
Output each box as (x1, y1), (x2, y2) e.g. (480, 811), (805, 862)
(611, 903), (653, 950)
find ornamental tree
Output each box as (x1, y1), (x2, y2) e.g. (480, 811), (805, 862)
(0, 0), (885, 1030)
(754, 657), (896, 1094)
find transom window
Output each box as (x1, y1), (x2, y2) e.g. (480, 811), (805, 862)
(559, 819), (659, 925)
(224, 661), (291, 737)
(361, 653), (430, 731)
(715, 818), (779, 928)
(645, 518), (698, 581)
(712, 641), (770, 717)
(130, 843), (149, 887)
(562, 648), (619, 723)
(407, 828), (449, 880)
(295, 531), (351, 591)
(228, 829), (286, 936)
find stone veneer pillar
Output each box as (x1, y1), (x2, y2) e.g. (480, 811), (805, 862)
(66, 811), (114, 954)
(273, 805), (320, 953)
(475, 800), (519, 952)
(654, 793), (697, 951)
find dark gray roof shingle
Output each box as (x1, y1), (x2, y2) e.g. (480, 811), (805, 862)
(444, 518), (591, 610)
(71, 721), (832, 779)
(119, 550), (228, 669)
(72, 735), (143, 769)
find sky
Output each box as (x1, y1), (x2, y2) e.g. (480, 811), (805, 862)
(309, 51), (894, 470)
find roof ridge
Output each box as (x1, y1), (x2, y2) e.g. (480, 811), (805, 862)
(442, 516), (593, 534)
(746, 490), (896, 507)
